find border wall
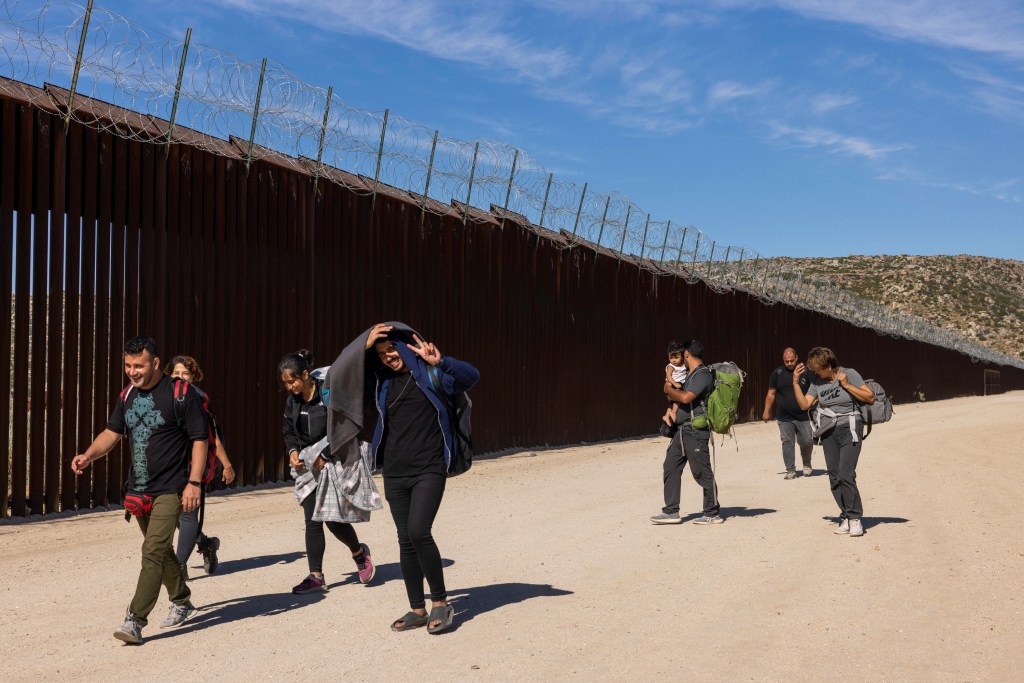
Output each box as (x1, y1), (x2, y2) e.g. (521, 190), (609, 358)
(3, 81), (1023, 518)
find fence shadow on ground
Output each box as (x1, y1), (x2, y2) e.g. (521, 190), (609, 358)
(144, 591), (329, 641)
(186, 551), (307, 579)
(442, 582), (575, 633)
(679, 507), (777, 523)
(820, 515), (910, 530)
(327, 558), (455, 589)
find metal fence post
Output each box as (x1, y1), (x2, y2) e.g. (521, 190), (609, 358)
(164, 27), (192, 157)
(539, 172), (553, 228)
(721, 246), (732, 284)
(692, 232), (701, 266)
(245, 57), (268, 174)
(370, 108), (390, 214)
(617, 205), (631, 258)
(595, 196), (611, 247)
(571, 183), (588, 239)
(659, 220), (671, 265)
(500, 149), (519, 229)
(419, 129), (438, 224)
(462, 141), (479, 225)
(64, 0), (95, 133)
(312, 85), (333, 189)
(639, 213), (650, 260)
(705, 240), (716, 279)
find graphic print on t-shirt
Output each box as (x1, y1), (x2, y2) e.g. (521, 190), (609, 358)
(124, 393), (165, 488)
(818, 384), (846, 404)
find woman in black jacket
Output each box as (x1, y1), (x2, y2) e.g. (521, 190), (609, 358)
(280, 349), (375, 593)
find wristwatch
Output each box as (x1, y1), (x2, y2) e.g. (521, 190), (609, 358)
(187, 480), (202, 487)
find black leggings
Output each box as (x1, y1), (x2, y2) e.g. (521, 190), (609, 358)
(301, 492), (361, 574)
(384, 472), (447, 609)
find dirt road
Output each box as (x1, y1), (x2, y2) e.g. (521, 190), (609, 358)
(2, 392), (1022, 682)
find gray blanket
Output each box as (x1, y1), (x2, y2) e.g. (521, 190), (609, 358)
(325, 321), (421, 462)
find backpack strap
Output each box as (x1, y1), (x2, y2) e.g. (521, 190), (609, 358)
(119, 384), (134, 403)
(172, 378), (189, 428)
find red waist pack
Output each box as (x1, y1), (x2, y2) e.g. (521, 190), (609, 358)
(123, 491), (154, 517)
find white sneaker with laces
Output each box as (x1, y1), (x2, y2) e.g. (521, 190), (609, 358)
(849, 519), (864, 537)
(113, 613), (143, 644)
(834, 518), (850, 535)
(160, 601), (198, 628)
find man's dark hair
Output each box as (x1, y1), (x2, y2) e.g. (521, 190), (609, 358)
(124, 336), (157, 358)
(682, 338), (704, 360)
(667, 339), (684, 355)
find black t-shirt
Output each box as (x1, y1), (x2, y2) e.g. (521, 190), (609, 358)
(381, 373), (445, 478)
(769, 365), (812, 421)
(108, 375), (208, 495)
(679, 364), (714, 422)
(283, 378), (328, 456)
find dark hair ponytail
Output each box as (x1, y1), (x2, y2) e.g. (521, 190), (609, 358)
(278, 349), (314, 380)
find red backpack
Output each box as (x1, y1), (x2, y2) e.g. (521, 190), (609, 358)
(119, 378), (221, 484)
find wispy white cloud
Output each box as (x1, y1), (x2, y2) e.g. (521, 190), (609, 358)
(760, 0), (1024, 63)
(808, 92), (858, 115)
(878, 165), (1023, 203)
(220, 0), (575, 83)
(707, 79), (775, 107)
(947, 64), (1024, 125)
(768, 122), (909, 160)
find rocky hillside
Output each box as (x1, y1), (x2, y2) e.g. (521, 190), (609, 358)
(770, 255), (1024, 361)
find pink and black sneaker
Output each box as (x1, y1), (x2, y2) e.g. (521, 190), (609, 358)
(356, 543), (375, 584)
(292, 574), (328, 594)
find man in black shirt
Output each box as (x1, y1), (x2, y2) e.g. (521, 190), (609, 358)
(762, 347), (814, 479)
(72, 336), (209, 645)
(651, 339), (723, 525)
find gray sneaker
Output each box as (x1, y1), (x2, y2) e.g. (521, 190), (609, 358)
(693, 515), (724, 525)
(849, 519), (864, 537)
(834, 518), (850, 535)
(650, 512), (683, 524)
(113, 613), (143, 644)
(784, 470), (798, 480)
(160, 601), (198, 629)
(803, 466), (813, 477)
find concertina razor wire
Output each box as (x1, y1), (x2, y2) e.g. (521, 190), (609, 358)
(2, 0), (1020, 370)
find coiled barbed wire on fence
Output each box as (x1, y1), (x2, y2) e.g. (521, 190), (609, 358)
(2, 0), (1020, 369)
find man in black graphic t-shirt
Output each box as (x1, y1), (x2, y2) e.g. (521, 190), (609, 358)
(72, 336), (208, 645)
(762, 347), (814, 479)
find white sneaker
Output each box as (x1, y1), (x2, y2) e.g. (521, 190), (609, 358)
(834, 518), (850, 535)
(160, 601), (198, 628)
(803, 466), (812, 477)
(849, 519), (864, 537)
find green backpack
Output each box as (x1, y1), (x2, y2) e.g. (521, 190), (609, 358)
(697, 362), (745, 435)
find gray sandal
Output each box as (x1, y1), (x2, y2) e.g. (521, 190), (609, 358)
(390, 611), (428, 632)
(426, 604), (455, 634)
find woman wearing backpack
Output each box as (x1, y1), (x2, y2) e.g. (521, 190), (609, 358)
(792, 347), (875, 537)
(167, 355), (235, 579)
(365, 323), (480, 635)
(280, 349), (376, 593)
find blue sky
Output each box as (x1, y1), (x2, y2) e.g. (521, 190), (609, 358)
(51, 1), (1024, 259)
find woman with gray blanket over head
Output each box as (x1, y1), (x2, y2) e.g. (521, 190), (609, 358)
(322, 323), (479, 633)
(279, 349), (381, 594)
(344, 323), (479, 635)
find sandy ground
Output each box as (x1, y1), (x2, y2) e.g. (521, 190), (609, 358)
(1, 392), (1022, 682)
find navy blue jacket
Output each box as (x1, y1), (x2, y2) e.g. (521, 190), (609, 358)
(370, 341), (479, 473)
